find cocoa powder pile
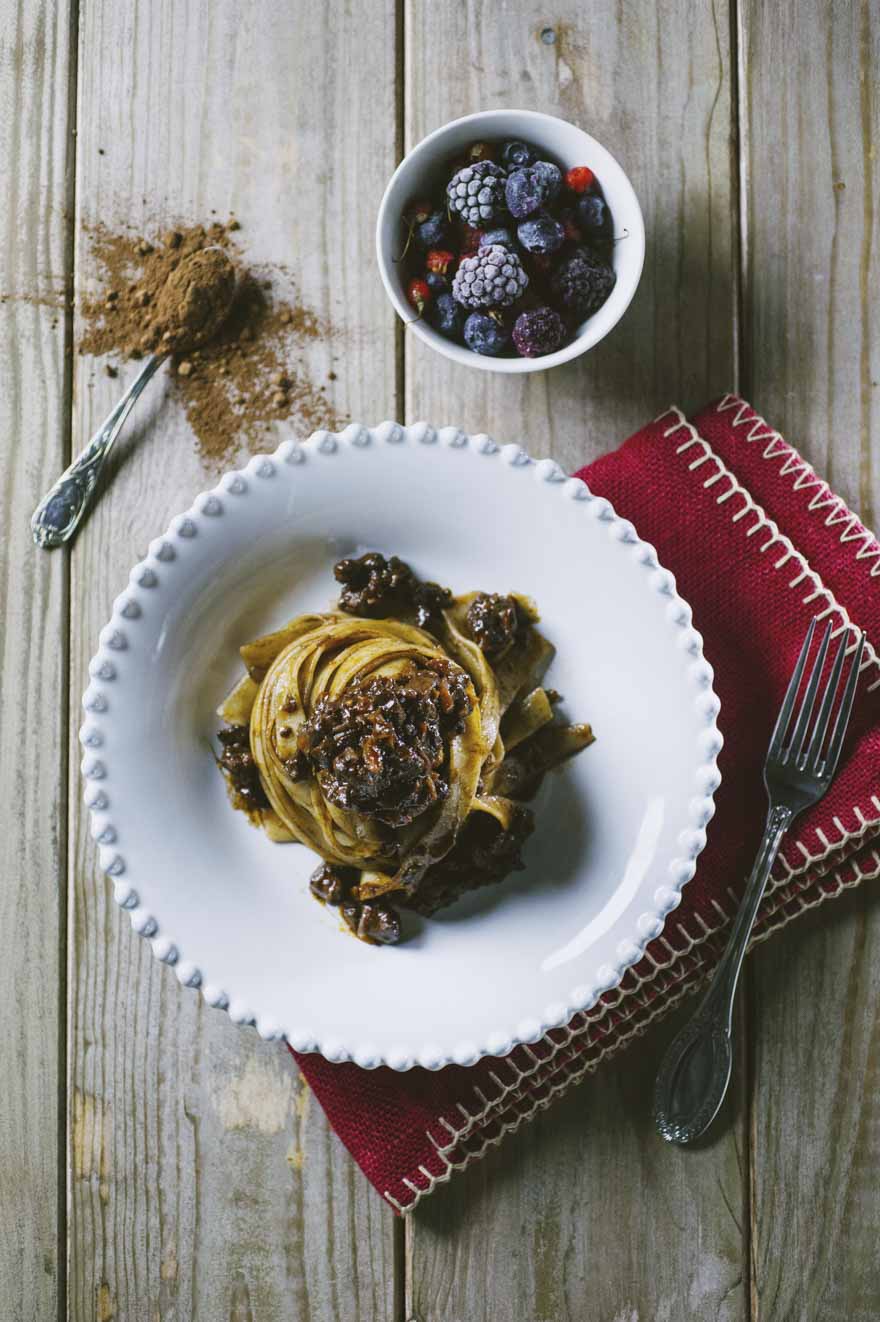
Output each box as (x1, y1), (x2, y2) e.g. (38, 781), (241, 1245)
(79, 220), (341, 464)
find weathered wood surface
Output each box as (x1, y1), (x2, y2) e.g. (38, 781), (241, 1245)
(0, 0), (877, 1318)
(67, 3), (399, 1319)
(0, 1), (74, 1317)
(404, 3), (747, 1318)
(742, 2), (880, 1318)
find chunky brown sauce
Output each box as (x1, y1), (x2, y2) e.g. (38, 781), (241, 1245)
(217, 724), (269, 812)
(299, 660), (473, 828)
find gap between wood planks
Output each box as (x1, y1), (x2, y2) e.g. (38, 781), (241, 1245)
(58, 0), (82, 1317)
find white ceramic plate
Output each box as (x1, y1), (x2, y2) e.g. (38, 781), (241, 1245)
(81, 422), (722, 1071)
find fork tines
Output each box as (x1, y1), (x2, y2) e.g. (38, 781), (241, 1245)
(768, 618), (866, 778)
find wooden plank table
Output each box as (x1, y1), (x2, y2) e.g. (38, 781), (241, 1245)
(1, 2), (876, 1318)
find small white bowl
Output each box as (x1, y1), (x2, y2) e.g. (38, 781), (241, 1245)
(376, 109), (645, 373)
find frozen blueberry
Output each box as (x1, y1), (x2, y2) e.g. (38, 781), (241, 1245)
(463, 311), (510, 356)
(505, 167), (546, 219)
(532, 160), (562, 201)
(415, 210), (449, 248)
(500, 140), (535, 170)
(479, 226), (517, 252)
(425, 271), (449, 294)
(575, 192), (612, 238)
(516, 215), (565, 255)
(430, 292), (465, 340)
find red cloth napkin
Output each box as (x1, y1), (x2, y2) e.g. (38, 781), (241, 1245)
(289, 396), (880, 1212)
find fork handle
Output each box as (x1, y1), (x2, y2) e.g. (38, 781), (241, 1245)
(653, 803), (792, 1143)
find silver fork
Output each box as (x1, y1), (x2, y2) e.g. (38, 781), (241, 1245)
(653, 617), (865, 1145)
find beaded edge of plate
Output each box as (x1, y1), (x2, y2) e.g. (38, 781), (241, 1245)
(80, 419), (723, 1071)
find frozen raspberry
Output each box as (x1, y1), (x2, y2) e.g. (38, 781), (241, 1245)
(452, 245), (528, 309)
(406, 278), (431, 315)
(565, 166), (596, 194)
(426, 249), (456, 275)
(551, 247), (616, 319)
(512, 306), (567, 357)
(447, 161), (507, 228)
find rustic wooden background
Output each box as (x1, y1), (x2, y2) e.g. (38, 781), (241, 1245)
(2, 1), (878, 1318)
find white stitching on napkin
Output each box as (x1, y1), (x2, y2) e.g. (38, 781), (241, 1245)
(716, 393), (880, 578)
(662, 408), (880, 692)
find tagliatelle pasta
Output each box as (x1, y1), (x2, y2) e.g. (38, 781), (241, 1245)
(216, 555), (593, 944)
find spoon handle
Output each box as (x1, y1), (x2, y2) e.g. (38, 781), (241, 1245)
(31, 354), (166, 549)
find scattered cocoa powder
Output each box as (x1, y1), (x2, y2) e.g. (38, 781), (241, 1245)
(78, 220), (341, 465)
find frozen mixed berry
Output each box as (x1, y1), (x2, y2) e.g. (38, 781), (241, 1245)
(430, 291), (465, 340)
(414, 209), (449, 249)
(505, 166), (548, 219)
(459, 224), (484, 255)
(516, 215), (564, 255)
(551, 246), (616, 319)
(426, 248), (456, 275)
(533, 161), (562, 200)
(404, 199), (433, 226)
(447, 161), (507, 228)
(467, 141), (495, 164)
(565, 166), (596, 194)
(559, 208), (582, 242)
(397, 136), (616, 359)
(463, 311), (510, 356)
(479, 226), (516, 251)
(406, 278), (431, 316)
(575, 192), (612, 238)
(452, 245), (528, 309)
(500, 140), (535, 170)
(512, 306), (567, 357)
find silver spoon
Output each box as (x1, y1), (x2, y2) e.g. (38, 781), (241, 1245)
(32, 245), (236, 549)
(31, 353), (166, 548)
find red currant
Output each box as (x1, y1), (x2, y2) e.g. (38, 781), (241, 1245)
(565, 166), (595, 194)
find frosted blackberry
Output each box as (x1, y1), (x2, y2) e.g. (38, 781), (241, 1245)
(447, 161), (507, 228)
(551, 246), (616, 319)
(512, 306), (567, 357)
(452, 245), (529, 309)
